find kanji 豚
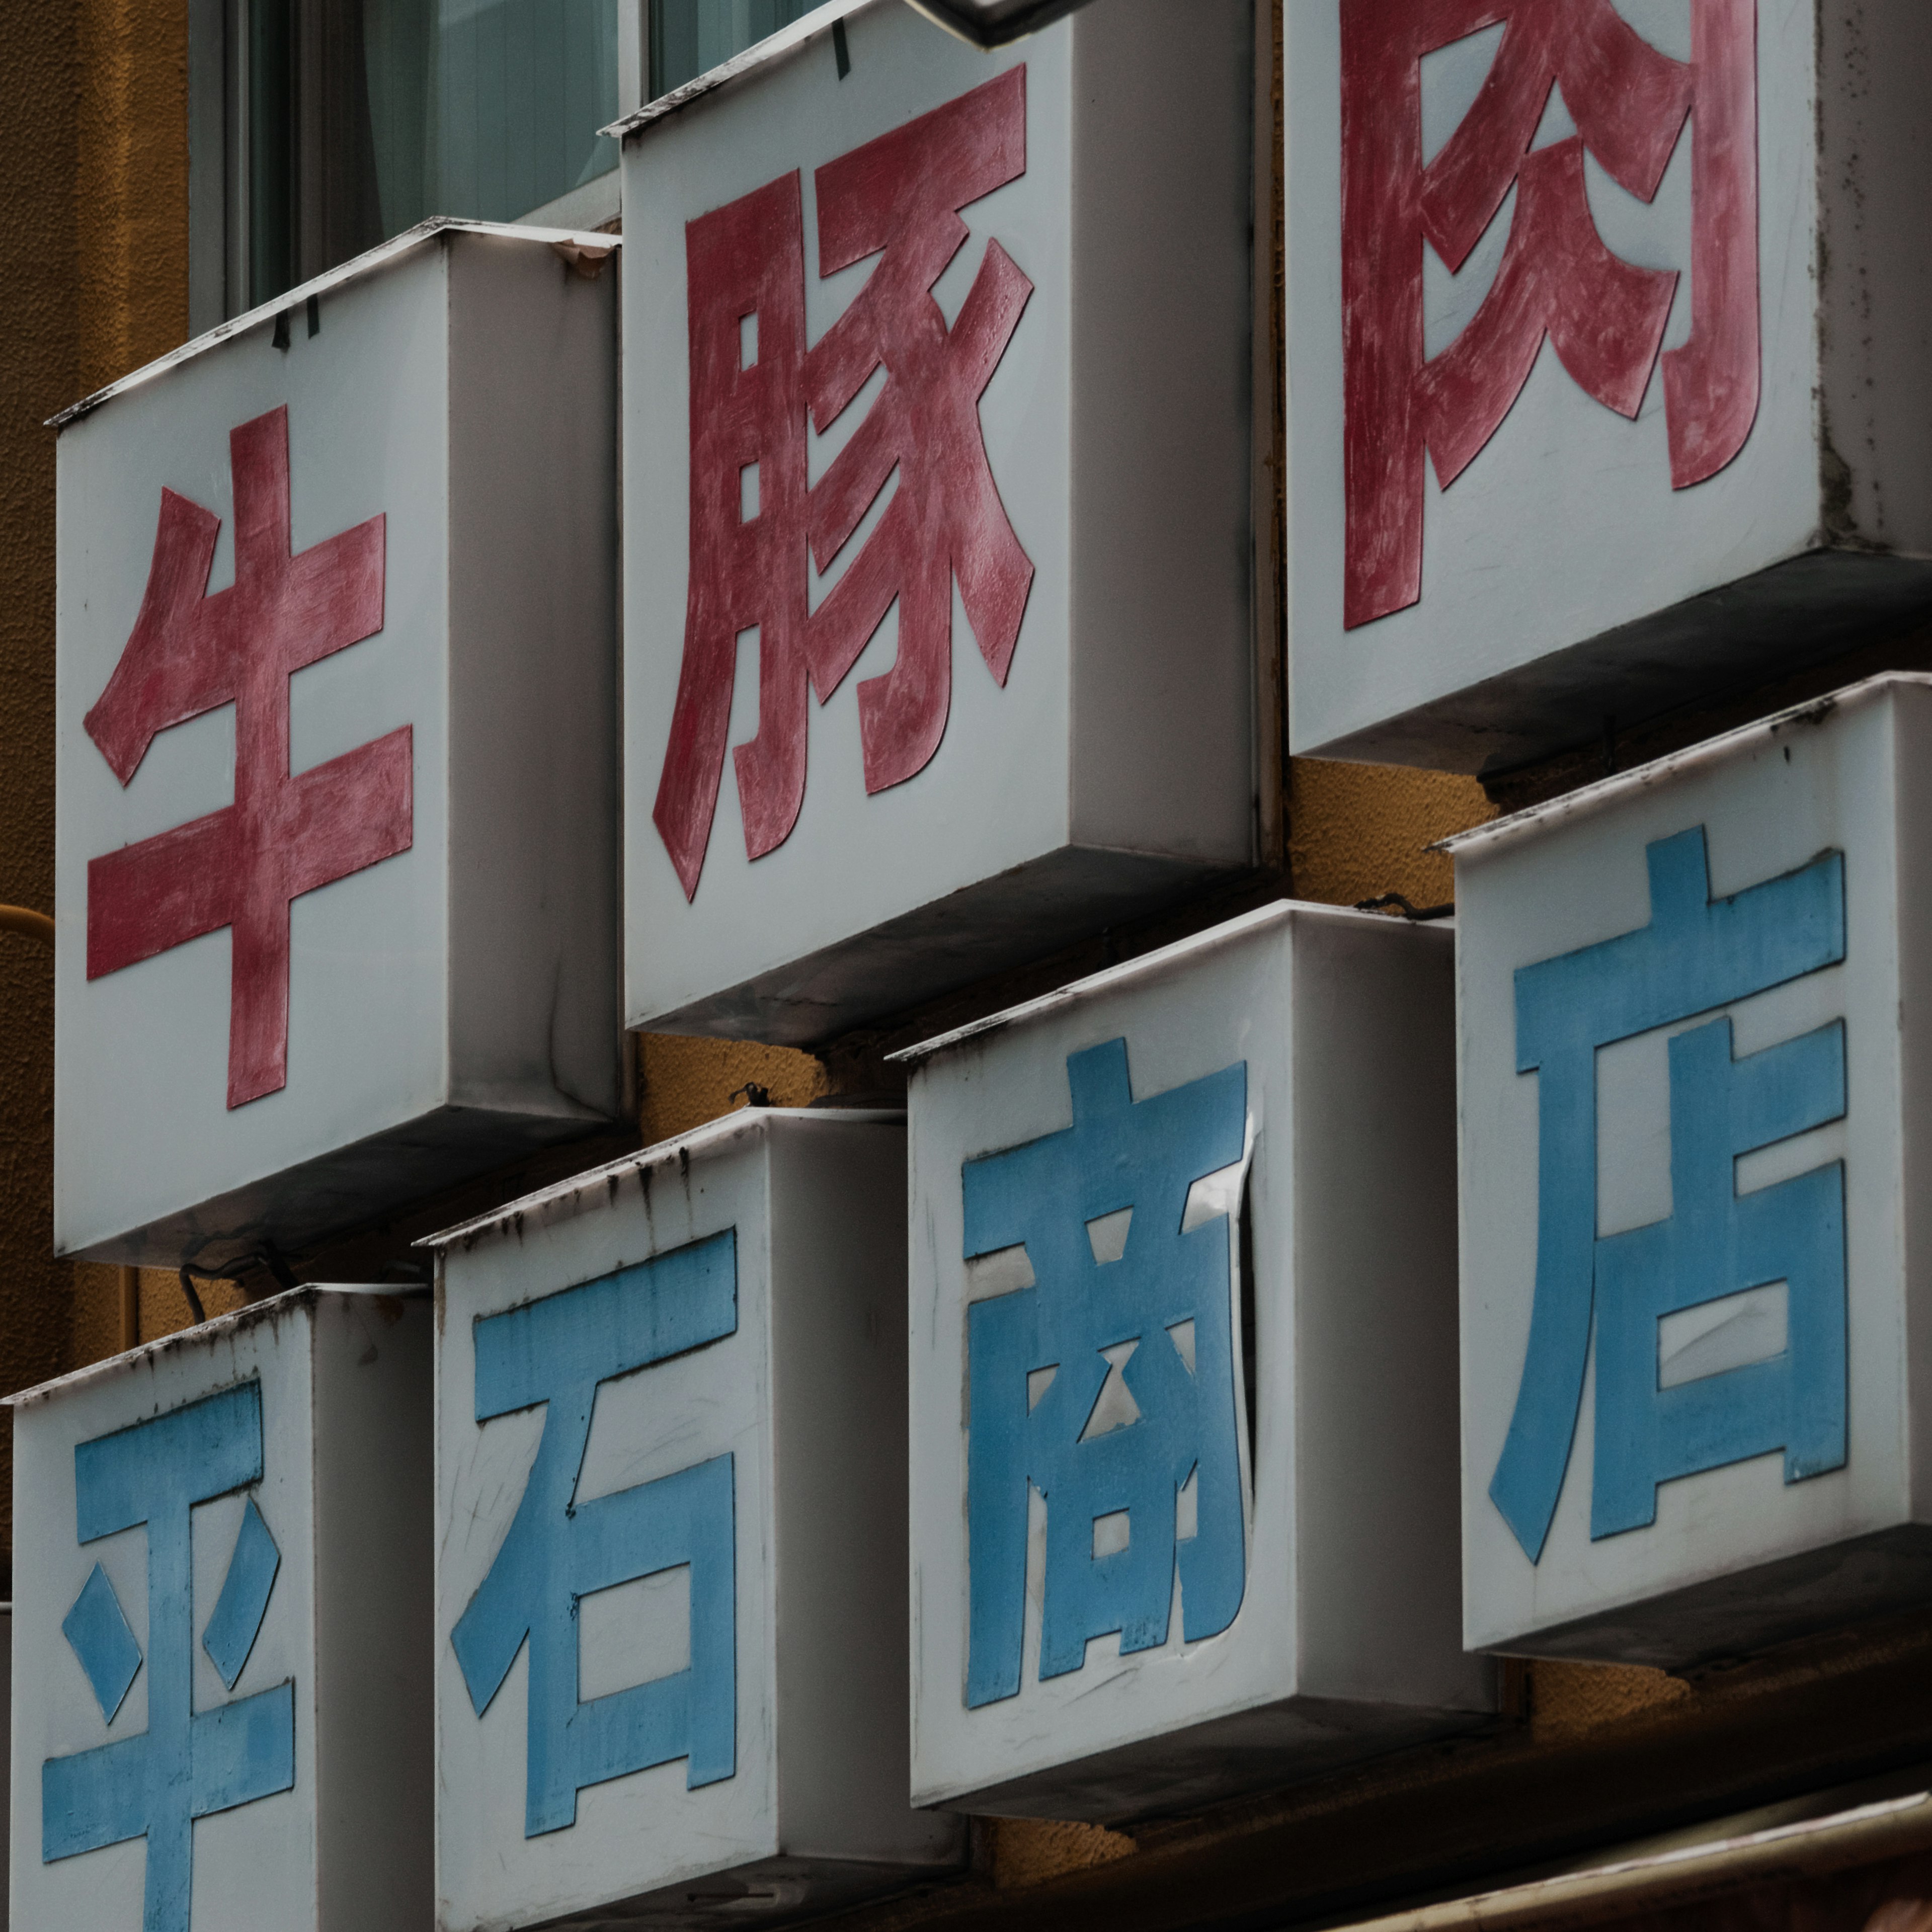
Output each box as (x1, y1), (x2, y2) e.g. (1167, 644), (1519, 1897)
(1340, 0), (1760, 629)
(85, 405), (413, 1108)
(653, 66), (1035, 900)
(43, 1381), (294, 1932)
(1492, 827), (1848, 1563)
(450, 1229), (739, 1836)
(960, 1039), (1249, 1708)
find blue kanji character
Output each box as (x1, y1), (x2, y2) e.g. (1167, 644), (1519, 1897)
(43, 1380), (295, 1932)
(1492, 827), (1848, 1563)
(451, 1228), (739, 1837)
(962, 1039), (1248, 1708)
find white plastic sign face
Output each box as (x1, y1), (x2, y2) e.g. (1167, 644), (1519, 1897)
(1285, 2), (1932, 770)
(433, 1115), (959, 1930)
(1455, 675), (1932, 1666)
(55, 224), (620, 1269)
(11, 1289), (432, 1932)
(621, 0), (1254, 1042)
(903, 906), (1490, 1821)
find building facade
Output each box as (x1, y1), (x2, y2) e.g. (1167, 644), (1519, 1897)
(7, 1), (1932, 1927)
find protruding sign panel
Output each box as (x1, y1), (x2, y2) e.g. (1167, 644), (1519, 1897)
(55, 220), (622, 1268)
(430, 1113), (962, 1929)
(619, 0), (1253, 1043)
(1452, 673), (1932, 1666)
(10, 1287), (432, 1931)
(900, 906), (1492, 1821)
(1286, 3), (1932, 771)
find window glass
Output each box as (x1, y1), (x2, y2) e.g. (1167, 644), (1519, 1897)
(650, 0), (815, 99)
(242, 0), (620, 309)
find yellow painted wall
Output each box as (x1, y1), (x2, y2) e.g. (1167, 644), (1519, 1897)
(1287, 758), (1494, 909)
(0, 0), (189, 1561)
(637, 1034), (830, 1144)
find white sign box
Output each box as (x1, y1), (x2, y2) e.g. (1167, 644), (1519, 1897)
(1452, 673), (1932, 1666)
(899, 905), (1492, 1821)
(619, 0), (1254, 1043)
(54, 221), (622, 1269)
(10, 1287), (432, 1932)
(431, 1113), (962, 1929)
(1286, 2), (1932, 771)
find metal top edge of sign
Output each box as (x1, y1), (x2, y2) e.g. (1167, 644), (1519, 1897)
(4, 1281), (423, 1411)
(417, 1106), (908, 1253)
(46, 216), (623, 431)
(1438, 670), (1932, 866)
(889, 897), (1439, 1069)
(602, 0), (1092, 144)
(602, 0), (875, 143)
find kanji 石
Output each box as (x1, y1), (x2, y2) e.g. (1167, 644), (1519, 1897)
(450, 1229), (739, 1835)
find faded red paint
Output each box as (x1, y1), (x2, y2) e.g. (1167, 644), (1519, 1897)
(654, 173), (811, 903)
(85, 406), (413, 1109)
(1340, 0), (1759, 631)
(654, 65), (1034, 903)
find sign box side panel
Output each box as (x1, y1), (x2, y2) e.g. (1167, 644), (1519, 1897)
(768, 1119), (965, 1871)
(1456, 696), (1916, 1662)
(445, 232), (622, 1126)
(1066, 0), (1253, 866)
(1817, 2), (1932, 553)
(52, 249), (456, 1258)
(12, 1308), (325, 1929)
(311, 1292), (433, 1932)
(621, 2), (1078, 1031)
(1282, 0), (1827, 766)
(1290, 915), (1493, 1718)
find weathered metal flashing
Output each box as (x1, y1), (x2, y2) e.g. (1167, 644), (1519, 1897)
(417, 1107), (904, 1253)
(1438, 672), (1927, 865)
(5, 1282), (423, 1410)
(601, 0), (872, 142)
(47, 217), (621, 429)
(891, 898), (1434, 1067)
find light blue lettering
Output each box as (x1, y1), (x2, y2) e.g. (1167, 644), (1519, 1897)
(1493, 827), (1848, 1562)
(43, 1380), (295, 1932)
(451, 1227), (739, 1836)
(962, 1039), (1248, 1708)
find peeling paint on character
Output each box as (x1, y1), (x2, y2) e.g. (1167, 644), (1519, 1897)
(1492, 827), (1848, 1565)
(450, 1229), (740, 1835)
(960, 1039), (1249, 1707)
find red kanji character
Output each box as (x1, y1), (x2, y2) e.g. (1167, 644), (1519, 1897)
(1340, 0), (1759, 631)
(85, 406), (413, 1108)
(654, 66), (1035, 903)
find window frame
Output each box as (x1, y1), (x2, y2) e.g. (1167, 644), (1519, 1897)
(189, 0), (645, 330)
